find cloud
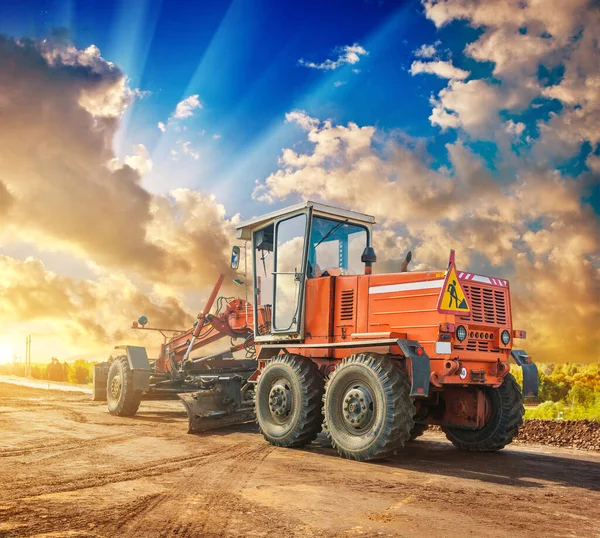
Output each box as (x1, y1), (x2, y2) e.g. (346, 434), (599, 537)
(171, 141), (200, 161)
(158, 121), (166, 132)
(429, 79), (506, 136)
(254, 111), (600, 361)
(421, 0), (599, 158)
(173, 94), (202, 119)
(504, 119), (526, 137)
(0, 35), (236, 292)
(334, 80), (347, 87)
(107, 144), (153, 175)
(212, 133), (221, 140)
(410, 60), (469, 80)
(414, 43), (439, 58)
(0, 255), (195, 355)
(299, 43), (368, 71)
(181, 141), (200, 160)
(0, 180), (14, 217)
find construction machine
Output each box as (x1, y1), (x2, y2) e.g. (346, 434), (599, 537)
(96, 201), (538, 461)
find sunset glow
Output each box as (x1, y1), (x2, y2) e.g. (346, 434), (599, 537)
(0, 342), (15, 365)
(0, 0), (597, 365)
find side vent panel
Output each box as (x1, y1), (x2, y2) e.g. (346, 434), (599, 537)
(340, 289), (355, 321)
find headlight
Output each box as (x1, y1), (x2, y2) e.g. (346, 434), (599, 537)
(501, 330), (511, 345)
(456, 325), (467, 342)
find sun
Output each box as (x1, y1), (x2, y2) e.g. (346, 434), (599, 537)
(0, 342), (15, 365)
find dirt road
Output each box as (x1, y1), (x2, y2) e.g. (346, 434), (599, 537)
(1, 382), (599, 538)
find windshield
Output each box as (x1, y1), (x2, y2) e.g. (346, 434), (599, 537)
(308, 216), (368, 277)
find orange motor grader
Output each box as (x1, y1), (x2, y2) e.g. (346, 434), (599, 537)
(101, 201), (538, 461)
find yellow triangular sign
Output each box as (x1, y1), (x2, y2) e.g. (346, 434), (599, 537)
(437, 264), (471, 315)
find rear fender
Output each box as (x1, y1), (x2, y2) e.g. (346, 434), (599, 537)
(125, 346), (151, 392)
(396, 339), (431, 398)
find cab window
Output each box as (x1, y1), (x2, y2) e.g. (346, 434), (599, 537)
(308, 216), (368, 277)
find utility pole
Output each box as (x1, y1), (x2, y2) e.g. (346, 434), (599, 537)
(25, 335), (31, 378)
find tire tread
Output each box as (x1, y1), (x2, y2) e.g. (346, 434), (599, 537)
(443, 373), (524, 451)
(324, 353), (415, 461)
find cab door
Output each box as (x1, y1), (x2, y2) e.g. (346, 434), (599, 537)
(271, 210), (310, 337)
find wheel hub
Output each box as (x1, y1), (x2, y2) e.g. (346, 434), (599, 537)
(342, 384), (373, 431)
(268, 381), (292, 422)
(110, 374), (122, 400)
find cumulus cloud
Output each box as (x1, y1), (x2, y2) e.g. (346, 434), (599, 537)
(173, 94), (202, 119)
(421, 0), (600, 157)
(0, 255), (194, 354)
(158, 121), (166, 132)
(410, 60), (469, 80)
(0, 34), (239, 360)
(299, 43), (368, 71)
(254, 111), (600, 361)
(108, 144), (153, 175)
(429, 79), (507, 137)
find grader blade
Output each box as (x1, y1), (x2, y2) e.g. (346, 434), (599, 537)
(178, 374), (255, 433)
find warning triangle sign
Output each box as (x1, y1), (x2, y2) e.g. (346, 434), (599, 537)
(437, 263), (471, 315)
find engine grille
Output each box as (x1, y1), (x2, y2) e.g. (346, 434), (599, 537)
(340, 289), (355, 321)
(460, 284), (508, 325)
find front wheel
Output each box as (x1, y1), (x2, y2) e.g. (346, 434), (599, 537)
(107, 357), (142, 417)
(324, 353), (415, 461)
(443, 373), (524, 451)
(255, 354), (324, 448)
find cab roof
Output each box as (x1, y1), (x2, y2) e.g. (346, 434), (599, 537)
(235, 201), (375, 240)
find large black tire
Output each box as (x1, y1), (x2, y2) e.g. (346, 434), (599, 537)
(323, 353), (415, 461)
(107, 356), (142, 417)
(443, 373), (524, 451)
(255, 354), (324, 448)
(409, 423), (428, 441)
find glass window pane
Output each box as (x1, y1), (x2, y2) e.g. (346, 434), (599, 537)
(254, 224), (274, 307)
(309, 216), (368, 277)
(274, 214), (306, 331)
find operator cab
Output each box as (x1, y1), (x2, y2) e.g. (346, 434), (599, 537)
(235, 201), (375, 342)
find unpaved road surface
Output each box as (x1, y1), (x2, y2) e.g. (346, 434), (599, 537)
(1, 383), (599, 538)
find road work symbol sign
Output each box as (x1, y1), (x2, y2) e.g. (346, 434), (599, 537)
(437, 264), (471, 315)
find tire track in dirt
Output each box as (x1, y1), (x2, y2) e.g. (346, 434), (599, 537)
(120, 440), (278, 537)
(0, 401), (88, 423)
(0, 493), (166, 538)
(0, 433), (133, 458)
(4, 447), (231, 501)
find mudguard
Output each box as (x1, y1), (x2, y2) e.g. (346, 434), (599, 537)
(396, 339), (431, 398)
(125, 346), (151, 392)
(511, 349), (539, 398)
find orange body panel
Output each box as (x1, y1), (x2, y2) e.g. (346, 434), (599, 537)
(303, 277), (335, 355)
(286, 270), (514, 388)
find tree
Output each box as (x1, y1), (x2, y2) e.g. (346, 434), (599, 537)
(68, 359), (92, 384)
(47, 358), (66, 381)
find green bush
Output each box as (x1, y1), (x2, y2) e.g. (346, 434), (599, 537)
(67, 359), (92, 384)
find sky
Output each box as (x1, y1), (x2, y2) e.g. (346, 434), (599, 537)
(0, 0), (598, 364)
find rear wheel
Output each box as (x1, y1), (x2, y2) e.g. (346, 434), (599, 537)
(255, 354), (324, 448)
(107, 357), (142, 417)
(324, 353), (414, 461)
(443, 373), (524, 451)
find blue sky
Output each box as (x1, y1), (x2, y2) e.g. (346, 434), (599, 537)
(0, 0), (597, 362)
(0, 0), (480, 215)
